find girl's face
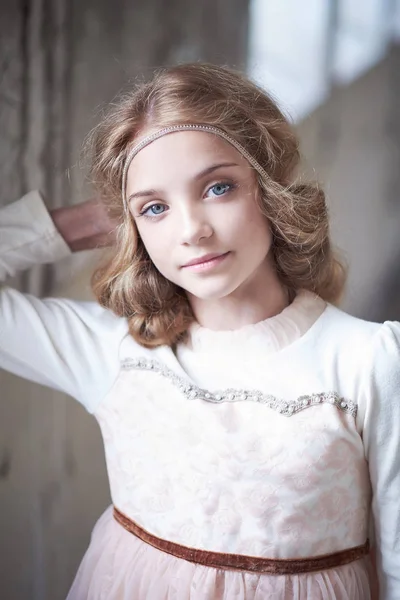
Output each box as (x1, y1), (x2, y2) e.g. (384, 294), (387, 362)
(126, 131), (275, 303)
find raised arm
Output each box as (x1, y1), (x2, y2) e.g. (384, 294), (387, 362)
(50, 196), (117, 253)
(0, 192), (127, 413)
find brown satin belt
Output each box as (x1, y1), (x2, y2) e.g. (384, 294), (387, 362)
(113, 506), (370, 575)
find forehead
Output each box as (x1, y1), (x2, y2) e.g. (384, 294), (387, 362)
(126, 131), (251, 192)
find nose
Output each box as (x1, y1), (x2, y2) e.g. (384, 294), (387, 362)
(179, 205), (213, 245)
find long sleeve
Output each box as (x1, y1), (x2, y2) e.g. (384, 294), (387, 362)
(362, 321), (400, 599)
(0, 190), (72, 277)
(0, 192), (128, 412)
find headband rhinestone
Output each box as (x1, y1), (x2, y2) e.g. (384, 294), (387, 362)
(121, 124), (268, 212)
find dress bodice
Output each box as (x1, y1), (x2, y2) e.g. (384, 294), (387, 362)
(94, 292), (372, 559)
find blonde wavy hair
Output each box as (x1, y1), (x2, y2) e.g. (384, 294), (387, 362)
(88, 63), (346, 348)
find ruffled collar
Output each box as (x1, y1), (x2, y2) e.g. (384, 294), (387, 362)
(187, 290), (326, 356)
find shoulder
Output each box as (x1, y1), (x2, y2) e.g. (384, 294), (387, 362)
(52, 297), (129, 336)
(310, 304), (399, 380)
(38, 298), (130, 411)
(316, 306), (400, 428)
(363, 319), (400, 393)
(321, 303), (400, 360)
(308, 303), (382, 368)
(49, 298), (131, 378)
(318, 303), (383, 345)
(329, 311), (400, 428)
(371, 319), (400, 350)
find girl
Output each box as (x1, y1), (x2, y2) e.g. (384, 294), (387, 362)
(1, 63), (399, 600)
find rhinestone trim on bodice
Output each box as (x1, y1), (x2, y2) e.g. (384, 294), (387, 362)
(121, 357), (357, 418)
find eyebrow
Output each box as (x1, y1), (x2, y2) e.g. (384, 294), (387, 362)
(127, 162), (239, 204)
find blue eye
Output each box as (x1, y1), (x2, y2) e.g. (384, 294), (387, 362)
(142, 203), (167, 216)
(207, 182), (232, 197)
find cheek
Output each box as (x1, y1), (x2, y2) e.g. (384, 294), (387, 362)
(135, 224), (174, 274)
(134, 224), (159, 258)
(231, 206), (272, 250)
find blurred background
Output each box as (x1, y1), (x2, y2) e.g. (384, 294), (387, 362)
(0, 0), (399, 598)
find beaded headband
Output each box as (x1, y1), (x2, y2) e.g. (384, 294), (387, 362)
(121, 124), (268, 212)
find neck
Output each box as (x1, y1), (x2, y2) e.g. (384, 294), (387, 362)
(188, 269), (290, 331)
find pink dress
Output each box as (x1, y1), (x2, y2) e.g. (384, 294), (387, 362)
(65, 291), (390, 599)
(67, 505), (374, 599)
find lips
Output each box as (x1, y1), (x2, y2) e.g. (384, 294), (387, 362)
(182, 252), (228, 268)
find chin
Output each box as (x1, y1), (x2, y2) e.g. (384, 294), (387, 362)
(184, 280), (242, 301)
